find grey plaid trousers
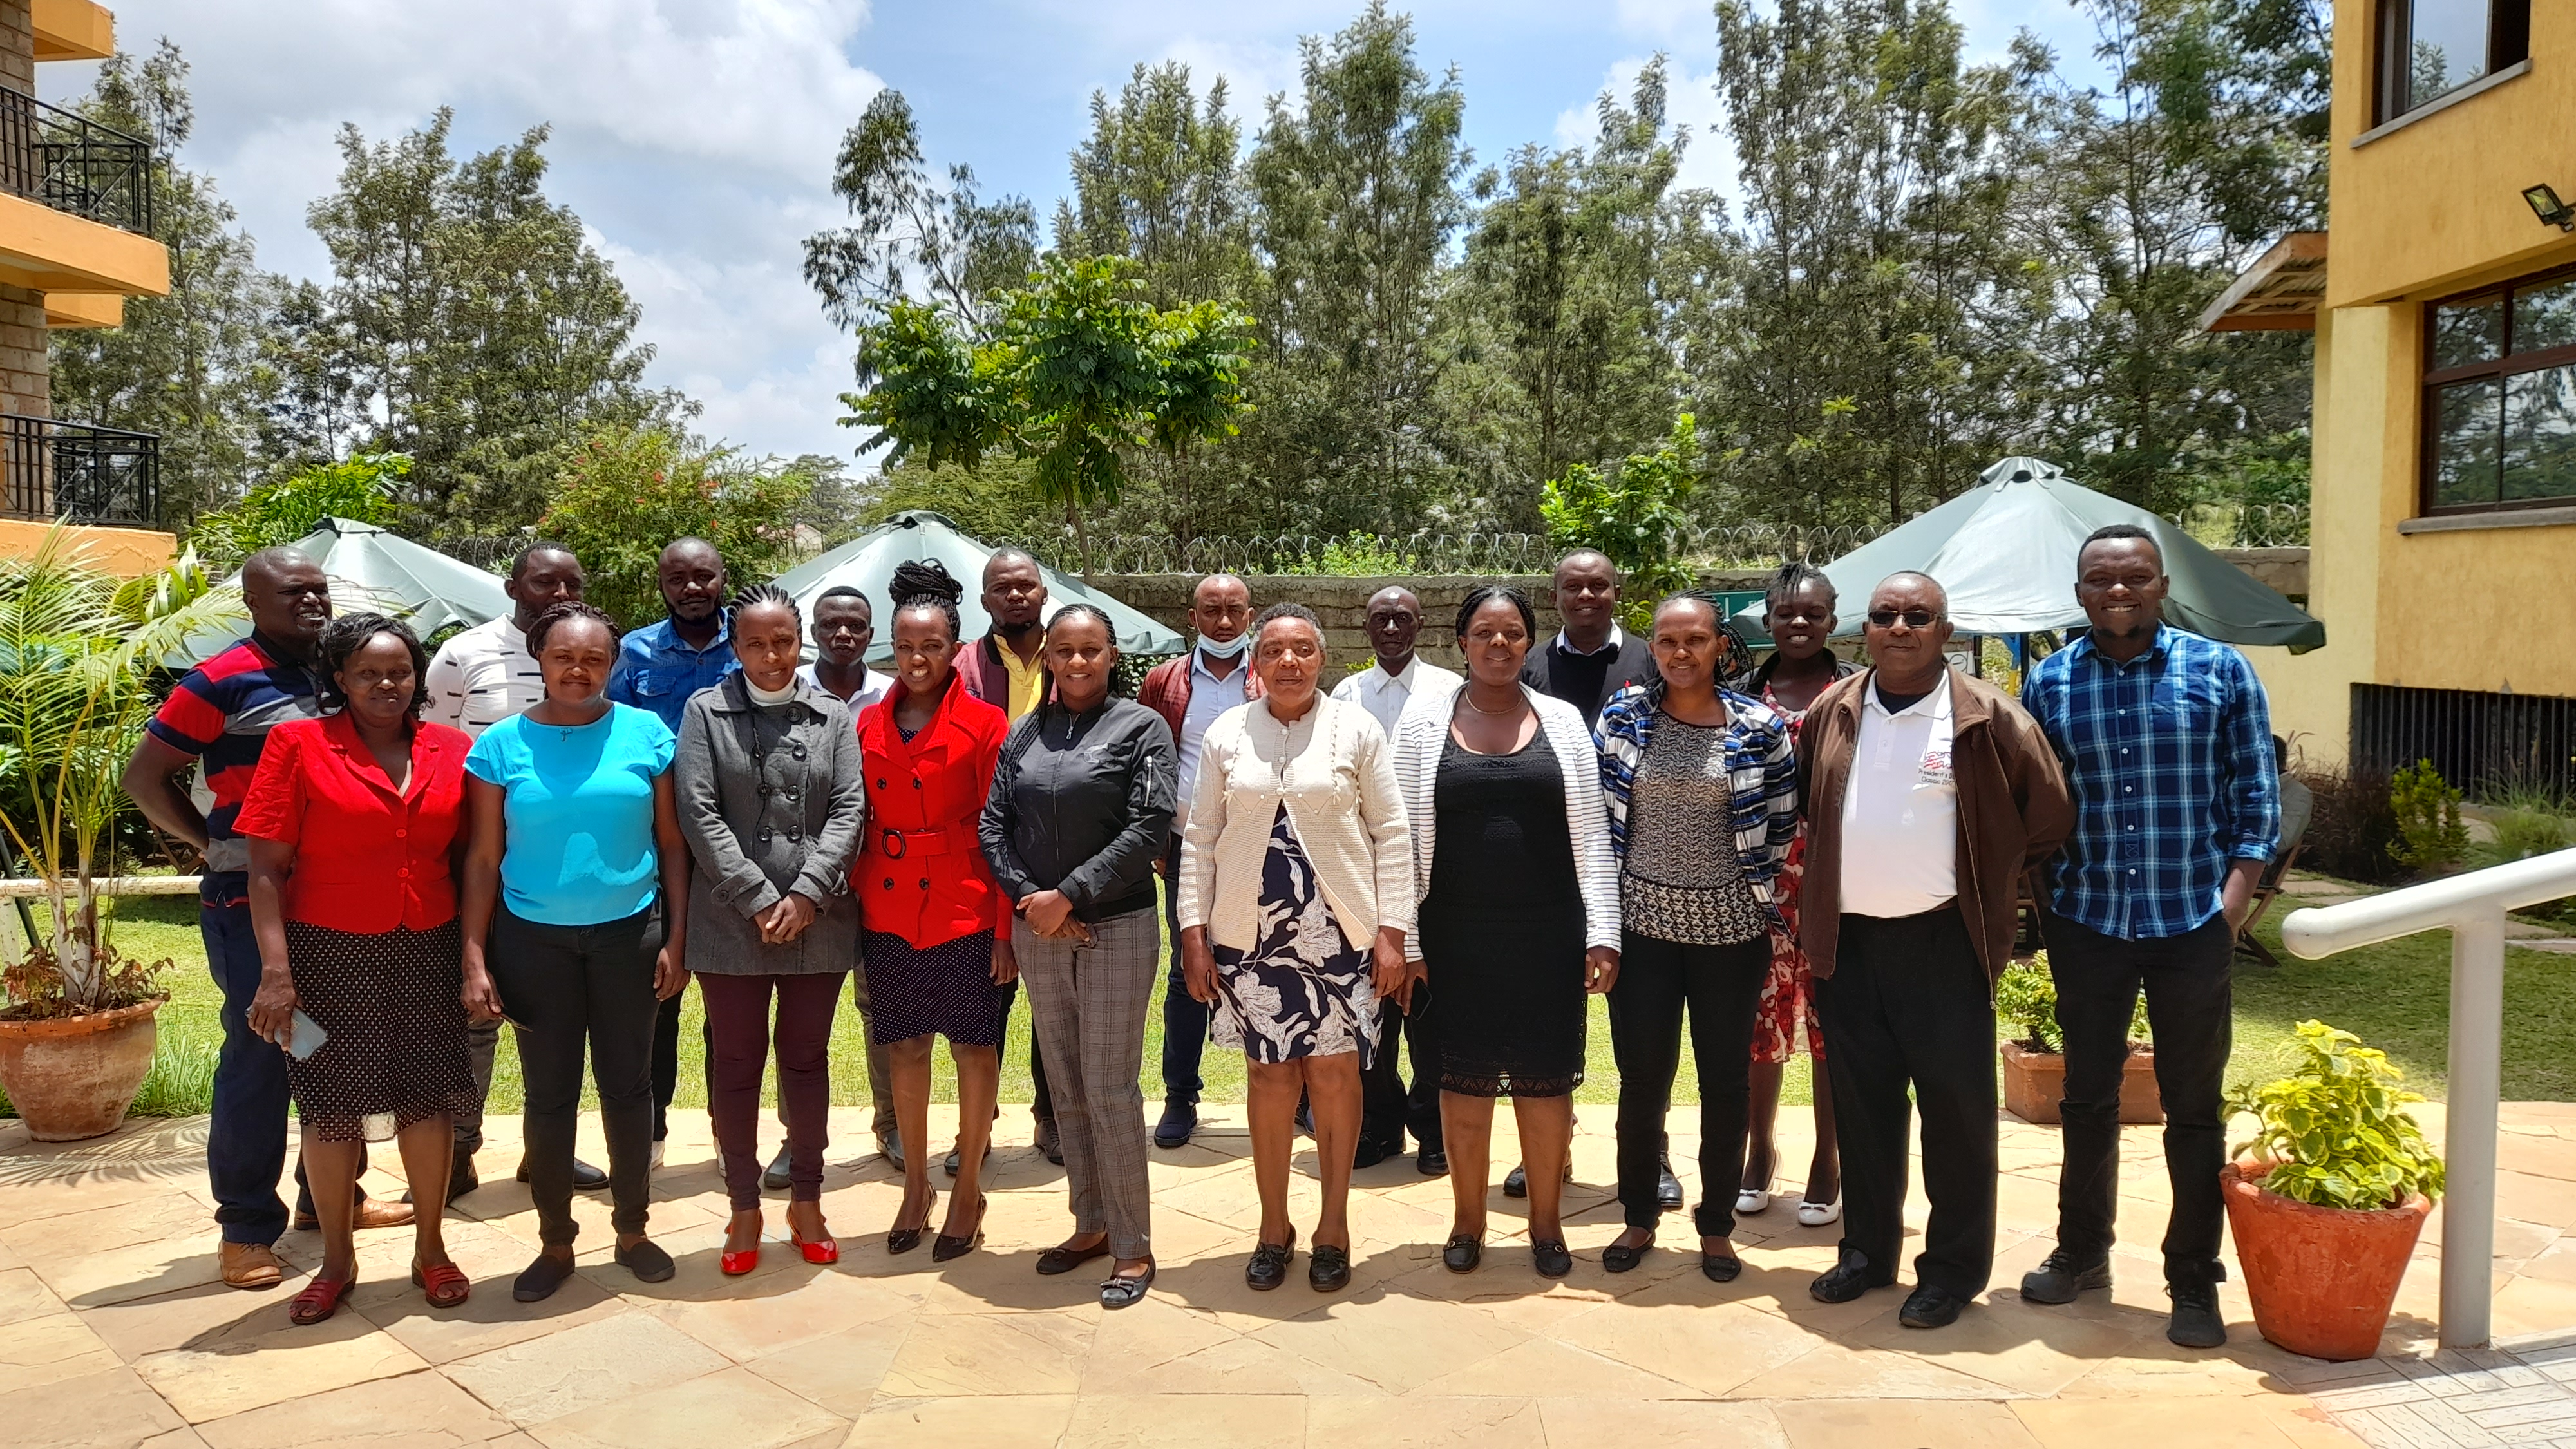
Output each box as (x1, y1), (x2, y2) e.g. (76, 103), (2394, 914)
(1015, 911), (1160, 1261)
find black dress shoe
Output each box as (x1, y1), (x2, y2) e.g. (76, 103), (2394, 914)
(1503, 1163), (1528, 1198)
(881, 1126), (905, 1172)
(1296, 1102), (1315, 1137)
(1153, 1101), (1197, 1150)
(1245, 1229), (1296, 1291)
(404, 1155), (480, 1206)
(1443, 1234), (1482, 1274)
(1036, 1119), (1064, 1166)
(2020, 1249), (2112, 1305)
(513, 1251), (575, 1302)
(1037, 1240), (1113, 1276)
(1701, 1253), (1744, 1283)
(1602, 1238), (1651, 1274)
(518, 1157), (610, 1191)
(1309, 1244), (1351, 1292)
(762, 1144), (792, 1192)
(1353, 1138), (1389, 1170)
(1656, 1153), (1684, 1212)
(615, 1238), (676, 1283)
(943, 1141), (993, 1178)
(1416, 1147), (1448, 1177)
(1810, 1247), (1893, 1304)
(1900, 1284), (1968, 1328)
(1532, 1238), (1573, 1279)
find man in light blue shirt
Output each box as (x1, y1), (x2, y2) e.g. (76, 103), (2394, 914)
(606, 537), (739, 1165)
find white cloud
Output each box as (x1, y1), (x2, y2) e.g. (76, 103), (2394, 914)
(1549, 54), (1738, 205)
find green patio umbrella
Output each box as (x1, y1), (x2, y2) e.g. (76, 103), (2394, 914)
(772, 511), (1184, 665)
(176, 517), (511, 665)
(1734, 457), (2324, 651)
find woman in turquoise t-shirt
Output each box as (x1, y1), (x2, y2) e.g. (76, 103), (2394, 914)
(459, 601), (692, 1303)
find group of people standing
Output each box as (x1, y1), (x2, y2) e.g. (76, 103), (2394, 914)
(134, 518), (2275, 1347)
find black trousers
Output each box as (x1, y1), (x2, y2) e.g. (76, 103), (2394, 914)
(489, 904), (658, 1247)
(1361, 980), (1443, 1154)
(2045, 911), (2233, 1285)
(1815, 906), (1997, 1297)
(1608, 931), (1771, 1234)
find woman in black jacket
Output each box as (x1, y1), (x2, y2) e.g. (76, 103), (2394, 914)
(980, 604), (1177, 1309)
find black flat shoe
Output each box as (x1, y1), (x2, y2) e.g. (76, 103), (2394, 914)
(1657, 1153), (1684, 1212)
(1503, 1163), (1528, 1198)
(1701, 1253), (1743, 1283)
(614, 1238), (675, 1283)
(1153, 1101), (1197, 1150)
(762, 1144), (792, 1193)
(512, 1252), (574, 1303)
(1416, 1147), (1448, 1177)
(1100, 1262), (1155, 1309)
(1811, 1247), (1894, 1304)
(1900, 1284), (1968, 1329)
(520, 1157), (609, 1191)
(1442, 1234), (1482, 1274)
(1245, 1228), (1296, 1291)
(931, 1195), (987, 1262)
(1353, 1138), (1389, 1170)
(1532, 1238), (1573, 1279)
(1036, 1240), (1113, 1276)
(1309, 1244), (1351, 1293)
(1036, 1119), (1064, 1167)
(1602, 1239), (1651, 1274)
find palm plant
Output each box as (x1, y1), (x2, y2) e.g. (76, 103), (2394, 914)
(0, 528), (241, 1014)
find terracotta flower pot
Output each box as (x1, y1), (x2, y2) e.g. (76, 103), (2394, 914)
(2220, 1159), (2431, 1361)
(0, 998), (161, 1141)
(1998, 1040), (2163, 1125)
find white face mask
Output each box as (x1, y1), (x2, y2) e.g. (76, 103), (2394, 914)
(1198, 632), (1249, 659)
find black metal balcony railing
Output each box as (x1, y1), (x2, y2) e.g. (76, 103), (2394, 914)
(0, 88), (153, 236)
(3, 414), (160, 527)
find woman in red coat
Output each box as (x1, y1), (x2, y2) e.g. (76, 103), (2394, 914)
(856, 560), (1015, 1262)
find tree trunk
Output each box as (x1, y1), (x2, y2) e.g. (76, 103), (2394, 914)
(1068, 500), (1092, 583)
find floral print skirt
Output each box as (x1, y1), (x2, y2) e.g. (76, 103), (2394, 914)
(1209, 806), (1378, 1067)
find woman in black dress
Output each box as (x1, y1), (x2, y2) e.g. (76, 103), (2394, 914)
(1390, 586), (1621, 1278)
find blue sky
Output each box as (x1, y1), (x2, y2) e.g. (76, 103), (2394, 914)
(48, 1), (2106, 469)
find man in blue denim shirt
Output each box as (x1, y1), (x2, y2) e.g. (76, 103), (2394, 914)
(608, 537), (739, 1165)
(2017, 523), (2278, 1352)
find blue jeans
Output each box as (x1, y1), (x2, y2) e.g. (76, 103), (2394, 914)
(202, 904), (339, 1245)
(1157, 835), (1209, 1104)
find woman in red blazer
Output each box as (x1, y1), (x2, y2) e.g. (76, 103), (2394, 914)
(855, 560), (1015, 1262)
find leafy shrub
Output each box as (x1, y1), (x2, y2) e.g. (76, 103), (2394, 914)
(1994, 951), (2150, 1053)
(2296, 764), (2407, 885)
(1542, 413), (1702, 632)
(2387, 759), (2470, 875)
(538, 424), (819, 629)
(188, 454), (407, 571)
(1277, 531), (1419, 576)
(2226, 1019), (2443, 1210)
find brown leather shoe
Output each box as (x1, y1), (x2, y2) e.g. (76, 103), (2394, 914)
(219, 1240), (286, 1290)
(293, 1199), (419, 1233)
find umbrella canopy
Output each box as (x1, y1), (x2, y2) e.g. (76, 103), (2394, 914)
(772, 511), (1184, 665)
(1734, 457), (2324, 651)
(178, 517), (513, 666)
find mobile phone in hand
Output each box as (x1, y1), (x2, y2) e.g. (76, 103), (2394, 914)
(285, 1009), (328, 1061)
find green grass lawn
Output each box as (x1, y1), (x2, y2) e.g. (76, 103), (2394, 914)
(6, 880), (2566, 1118)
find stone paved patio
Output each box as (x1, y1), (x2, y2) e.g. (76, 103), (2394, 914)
(6, 1099), (2576, 1449)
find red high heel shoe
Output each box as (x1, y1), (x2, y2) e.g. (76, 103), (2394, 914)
(721, 1212), (762, 1276)
(791, 1228), (839, 1265)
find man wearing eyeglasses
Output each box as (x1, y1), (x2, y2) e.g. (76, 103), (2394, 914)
(1793, 573), (2072, 1329)
(2016, 524), (2278, 1350)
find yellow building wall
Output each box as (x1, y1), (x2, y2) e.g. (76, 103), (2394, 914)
(2268, 3), (2576, 772)
(0, 517), (171, 578)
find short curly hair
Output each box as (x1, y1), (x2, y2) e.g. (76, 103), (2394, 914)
(317, 612), (431, 719)
(1251, 600), (1323, 650)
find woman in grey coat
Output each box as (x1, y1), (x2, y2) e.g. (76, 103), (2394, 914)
(675, 583), (867, 1274)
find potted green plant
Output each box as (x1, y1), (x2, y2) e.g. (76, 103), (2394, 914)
(1994, 951), (2161, 1125)
(0, 532), (234, 1140)
(2221, 1020), (2443, 1361)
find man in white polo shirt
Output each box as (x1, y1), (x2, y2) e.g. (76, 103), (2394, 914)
(1791, 572), (2072, 1330)
(422, 542), (608, 1201)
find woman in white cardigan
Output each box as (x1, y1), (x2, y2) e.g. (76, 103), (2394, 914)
(1390, 585), (1622, 1278)
(1177, 602), (1411, 1295)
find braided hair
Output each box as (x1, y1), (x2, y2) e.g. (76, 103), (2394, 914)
(888, 559), (964, 642)
(525, 600), (618, 658)
(1455, 583), (1537, 641)
(730, 580), (800, 624)
(1039, 601), (1123, 706)
(1765, 559), (1835, 613)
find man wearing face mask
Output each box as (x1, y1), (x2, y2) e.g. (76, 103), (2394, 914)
(1137, 573), (1261, 1149)
(609, 538), (740, 1168)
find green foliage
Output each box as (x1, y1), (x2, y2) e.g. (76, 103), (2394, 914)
(0, 532), (239, 1012)
(1276, 532), (1421, 577)
(2227, 1020), (2444, 1210)
(537, 424), (818, 629)
(1542, 414), (1703, 626)
(1994, 949), (2151, 1053)
(2387, 759), (2471, 875)
(186, 453), (406, 570)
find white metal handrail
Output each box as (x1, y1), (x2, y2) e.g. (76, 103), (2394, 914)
(0, 875), (202, 898)
(2280, 845), (2576, 1350)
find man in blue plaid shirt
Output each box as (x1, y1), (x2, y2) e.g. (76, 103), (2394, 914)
(2016, 523), (2278, 1351)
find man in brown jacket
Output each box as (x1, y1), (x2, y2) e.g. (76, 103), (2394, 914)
(1797, 572), (2074, 1329)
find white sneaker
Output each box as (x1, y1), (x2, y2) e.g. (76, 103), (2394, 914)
(1795, 1197), (1842, 1227)
(649, 1141), (666, 1171)
(1736, 1186), (1772, 1215)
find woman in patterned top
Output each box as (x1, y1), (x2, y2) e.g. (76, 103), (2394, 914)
(1595, 594), (1798, 1284)
(1735, 561), (1854, 1226)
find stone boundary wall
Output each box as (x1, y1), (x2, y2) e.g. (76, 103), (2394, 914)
(1090, 549), (2307, 671)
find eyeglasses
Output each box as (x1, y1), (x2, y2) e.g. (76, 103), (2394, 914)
(1866, 609), (1943, 629)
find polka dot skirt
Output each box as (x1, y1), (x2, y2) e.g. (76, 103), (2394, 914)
(284, 919), (477, 1142)
(860, 928), (1005, 1047)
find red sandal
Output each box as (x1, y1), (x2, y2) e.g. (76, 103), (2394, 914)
(287, 1274), (356, 1327)
(411, 1260), (471, 1309)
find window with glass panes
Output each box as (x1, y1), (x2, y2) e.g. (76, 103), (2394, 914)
(2423, 270), (2576, 514)
(2377, 0), (2532, 124)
